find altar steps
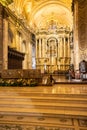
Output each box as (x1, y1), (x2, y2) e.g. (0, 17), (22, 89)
(0, 91), (87, 117)
(0, 87), (87, 129)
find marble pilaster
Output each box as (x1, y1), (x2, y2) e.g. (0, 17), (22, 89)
(73, 0), (80, 70)
(0, 4), (4, 71)
(28, 42), (32, 69)
(3, 17), (8, 69)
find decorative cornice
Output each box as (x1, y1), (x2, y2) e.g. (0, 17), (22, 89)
(0, 0), (13, 6)
(4, 6), (31, 35)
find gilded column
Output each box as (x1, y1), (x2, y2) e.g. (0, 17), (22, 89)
(44, 38), (46, 58)
(63, 37), (65, 70)
(60, 37), (62, 57)
(45, 40), (48, 58)
(68, 36), (70, 57)
(56, 40), (58, 70)
(64, 37), (66, 57)
(58, 42), (60, 70)
(58, 38), (60, 58)
(41, 38), (42, 58)
(62, 37), (64, 58)
(42, 38), (45, 58)
(39, 38), (41, 58)
(36, 38), (37, 58)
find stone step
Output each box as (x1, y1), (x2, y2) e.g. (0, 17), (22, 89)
(0, 87), (87, 118)
(0, 97), (87, 104)
(0, 106), (87, 117)
(0, 94), (87, 101)
(0, 98), (87, 114)
(0, 91), (87, 97)
(0, 105), (86, 112)
(0, 99), (86, 107)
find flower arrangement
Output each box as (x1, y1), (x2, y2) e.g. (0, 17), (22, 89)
(0, 78), (38, 87)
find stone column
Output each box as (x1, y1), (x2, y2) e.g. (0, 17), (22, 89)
(3, 16), (8, 69)
(25, 40), (29, 69)
(19, 32), (22, 52)
(73, 0), (80, 70)
(16, 31), (19, 51)
(28, 42), (32, 69)
(0, 4), (4, 71)
(22, 41), (26, 69)
(12, 28), (16, 49)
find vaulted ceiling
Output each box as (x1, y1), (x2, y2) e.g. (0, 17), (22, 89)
(1, 0), (73, 31)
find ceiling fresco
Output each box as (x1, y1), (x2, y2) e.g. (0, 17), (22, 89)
(0, 0), (73, 31)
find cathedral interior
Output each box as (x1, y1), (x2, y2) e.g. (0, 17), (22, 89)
(0, 0), (87, 73)
(0, 0), (73, 72)
(0, 0), (87, 130)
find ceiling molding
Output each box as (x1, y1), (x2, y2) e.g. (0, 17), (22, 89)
(0, 0), (13, 6)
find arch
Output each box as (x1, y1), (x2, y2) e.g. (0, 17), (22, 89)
(47, 37), (58, 43)
(30, 0), (72, 29)
(31, 0), (71, 17)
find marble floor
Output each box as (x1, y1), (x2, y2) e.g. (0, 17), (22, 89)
(42, 75), (87, 84)
(0, 83), (87, 94)
(0, 83), (87, 130)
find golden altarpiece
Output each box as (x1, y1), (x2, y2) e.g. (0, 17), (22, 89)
(35, 20), (73, 73)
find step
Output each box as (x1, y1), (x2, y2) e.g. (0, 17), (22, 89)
(0, 100), (87, 108)
(0, 93), (87, 101)
(0, 106), (87, 117)
(0, 97), (87, 104)
(0, 87), (87, 118)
